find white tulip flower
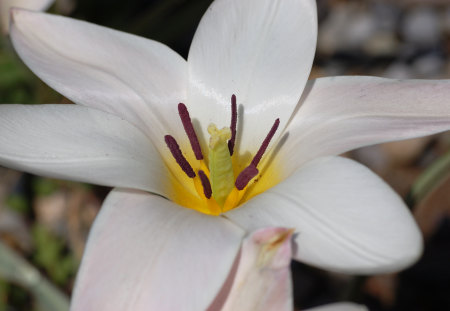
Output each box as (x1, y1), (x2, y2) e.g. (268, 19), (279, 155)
(2, 0), (450, 309)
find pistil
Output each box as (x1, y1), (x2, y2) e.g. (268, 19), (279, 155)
(208, 124), (235, 206)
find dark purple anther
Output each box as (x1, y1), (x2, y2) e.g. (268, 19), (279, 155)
(164, 135), (196, 178)
(251, 118), (280, 167)
(228, 94), (238, 156)
(234, 118), (280, 190)
(178, 103), (204, 160)
(235, 164), (259, 190)
(198, 170), (212, 199)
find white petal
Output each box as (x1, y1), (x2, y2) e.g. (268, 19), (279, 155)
(0, 0), (54, 33)
(0, 104), (169, 195)
(10, 9), (187, 150)
(187, 0), (317, 156)
(220, 227), (293, 311)
(71, 189), (244, 311)
(305, 302), (368, 311)
(226, 157), (422, 274)
(280, 76), (450, 174)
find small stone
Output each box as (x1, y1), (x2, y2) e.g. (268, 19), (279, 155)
(318, 4), (376, 53)
(442, 6), (450, 34)
(412, 54), (445, 78)
(381, 137), (432, 165)
(34, 191), (67, 236)
(383, 62), (414, 79)
(401, 7), (442, 46)
(363, 32), (399, 56)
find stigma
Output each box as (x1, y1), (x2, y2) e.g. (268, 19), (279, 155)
(165, 95), (280, 215)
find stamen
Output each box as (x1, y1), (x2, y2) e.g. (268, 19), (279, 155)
(178, 103), (203, 160)
(228, 94), (237, 156)
(235, 164), (258, 190)
(164, 135), (196, 178)
(198, 170), (212, 199)
(234, 118), (280, 190)
(251, 118), (280, 167)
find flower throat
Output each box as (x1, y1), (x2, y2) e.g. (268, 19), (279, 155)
(165, 95), (279, 215)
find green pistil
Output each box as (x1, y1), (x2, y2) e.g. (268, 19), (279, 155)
(208, 124), (235, 206)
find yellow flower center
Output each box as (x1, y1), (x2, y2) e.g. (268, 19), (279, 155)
(165, 95), (280, 216)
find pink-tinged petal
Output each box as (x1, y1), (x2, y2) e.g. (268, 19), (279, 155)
(0, 104), (169, 196)
(305, 302), (368, 311)
(187, 0), (317, 156)
(0, 0), (54, 33)
(218, 227), (294, 311)
(10, 9), (187, 151)
(279, 76), (450, 175)
(71, 189), (245, 311)
(226, 157), (422, 274)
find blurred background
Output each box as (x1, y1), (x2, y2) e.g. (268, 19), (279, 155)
(1, 0), (450, 310)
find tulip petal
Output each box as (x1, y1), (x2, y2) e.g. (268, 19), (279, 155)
(226, 157), (422, 274)
(279, 76), (450, 175)
(0, 0), (54, 34)
(10, 9), (187, 150)
(305, 302), (368, 311)
(0, 104), (169, 196)
(219, 227), (293, 311)
(71, 189), (244, 311)
(187, 0), (317, 156)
